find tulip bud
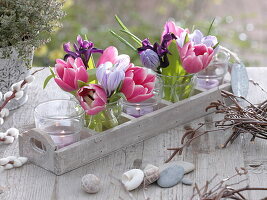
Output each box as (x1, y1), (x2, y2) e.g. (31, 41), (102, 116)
(140, 49), (160, 71)
(6, 128), (19, 138)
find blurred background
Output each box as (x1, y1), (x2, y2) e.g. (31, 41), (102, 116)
(34, 0), (267, 67)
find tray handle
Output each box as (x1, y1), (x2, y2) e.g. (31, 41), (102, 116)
(19, 128), (57, 170)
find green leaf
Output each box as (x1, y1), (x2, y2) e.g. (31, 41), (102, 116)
(108, 92), (126, 103)
(77, 80), (88, 88)
(120, 30), (142, 46)
(162, 41), (182, 77)
(213, 42), (220, 49)
(87, 68), (97, 83)
(88, 56), (95, 70)
(207, 18), (216, 35)
(49, 66), (56, 77)
(184, 33), (190, 45)
(115, 15), (129, 32)
(43, 74), (54, 89)
(109, 30), (136, 52)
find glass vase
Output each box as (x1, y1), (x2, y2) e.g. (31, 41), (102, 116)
(157, 73), (195, 103)
(85, 99), (122, 132)
(195, 47), (230, 91)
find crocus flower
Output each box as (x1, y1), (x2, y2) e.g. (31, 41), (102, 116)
(96, 46), (131, 96)
(77, 84), (107, 115)
(54, 57), (88, 92)
(178, 42), (214, 73)
(63, 35), (103, 68)
(189, 29), (218, 47)
(121, 66), (156, 103)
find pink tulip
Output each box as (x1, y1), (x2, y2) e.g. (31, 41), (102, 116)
(77, 84), (107, 115)
(161, 21), (188, 42)
(97, 46), (131, 71)
(178, 42), (214, 73)
(121, 66), (156, 103)
(54, 57), (88, 92)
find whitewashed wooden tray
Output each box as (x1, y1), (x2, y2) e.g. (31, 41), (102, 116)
(19, 83), (231, 175)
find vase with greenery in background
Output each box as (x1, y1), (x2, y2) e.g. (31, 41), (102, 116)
(111, 16), (219, 103)
(0, 0), (64, 109)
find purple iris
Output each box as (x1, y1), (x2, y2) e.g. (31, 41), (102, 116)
(63, 35), (103, 69)
(137, 33), (176, 70)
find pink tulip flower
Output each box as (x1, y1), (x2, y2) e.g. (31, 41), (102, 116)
(54, 57), (88, 92)
(178, 42), (214, 73)
(97, 46), (130, 71)
(161, 21), (188, 46)
(121, 66), (156, 103)
(77, 84), (107, 115)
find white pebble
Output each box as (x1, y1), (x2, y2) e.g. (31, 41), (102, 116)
(0, 118), (4, 125)
(13, 159), (22, 167)
(0, 132), (5, 139)
(25, 75), (35, 83)
(0, 92), (2, 101)
(6, 156), (16, 162)
(6, 128), (19, 138)
(0, 108), (9, 118)
(18, 157), (28, 165)
(3, 91), (13, 100)
(4, 164), (13, 170)
(81, 174), (101, 194)
(11, 82), (21, 92)
(14, 91), (24, 100)
(3, 136), (14, 144)
(0, 158), (9, 165)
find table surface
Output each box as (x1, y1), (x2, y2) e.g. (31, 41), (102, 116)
(0, 67), (267, 200)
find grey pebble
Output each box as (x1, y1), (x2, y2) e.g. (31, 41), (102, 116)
(182, 178), (193, 185)
(157, 164), (184, 188)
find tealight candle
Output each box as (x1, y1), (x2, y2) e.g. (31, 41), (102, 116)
(196, 78), (220, 90)
(34, 99), (84, 149)
(125, 106), (154, 118)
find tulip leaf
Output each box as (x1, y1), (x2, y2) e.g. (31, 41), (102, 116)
(49, 66), (56, 78)
(87, 68), (97, 83)
(162, 41), (182, 77)
(110, 30), (137, 52)
(213, 42), (220, 49)
(43, 74), (54, 89)
(109, 92), (126, 103)
(77, 80), (88, 88)
(207, 18), (216, 36)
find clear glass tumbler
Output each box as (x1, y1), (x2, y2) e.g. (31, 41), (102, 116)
(34, 99), (85, 149)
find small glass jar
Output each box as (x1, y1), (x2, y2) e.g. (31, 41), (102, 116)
(85, 99), (122, 132)
(157, 73), (195, 103)
(34, 99), (84, 149)
(123, 72), (162, 118)
(195, 47), (230, 91)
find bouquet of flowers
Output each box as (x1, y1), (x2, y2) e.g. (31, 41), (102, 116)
(111, 16), (219, 102)
(44, 35), (156, 132)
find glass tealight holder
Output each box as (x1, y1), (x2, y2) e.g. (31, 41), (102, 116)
(34, 99), (85, 149)
(123, 73), (162, 118)
(195, 47), (230, 91)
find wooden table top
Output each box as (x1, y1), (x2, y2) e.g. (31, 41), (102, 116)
(0, 67), (267, 200)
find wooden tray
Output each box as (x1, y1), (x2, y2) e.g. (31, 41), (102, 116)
(19, 83), (231, 175)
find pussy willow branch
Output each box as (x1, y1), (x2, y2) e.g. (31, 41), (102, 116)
(190, 168), (267, 200)
(166, 86), (267, 162)
(0, 68), (44, 112)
